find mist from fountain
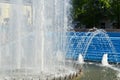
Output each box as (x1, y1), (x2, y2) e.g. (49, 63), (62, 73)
(0, 0), (76, 79)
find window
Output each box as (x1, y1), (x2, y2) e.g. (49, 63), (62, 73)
(0, 2), (32, 26)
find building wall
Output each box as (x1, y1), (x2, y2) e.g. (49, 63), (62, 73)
(0, 3), (32, 26)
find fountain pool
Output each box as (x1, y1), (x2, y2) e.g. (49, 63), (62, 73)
(1, 0), (120, 80)
(66, 29), (120, 80)
(79, 63), (120, 80)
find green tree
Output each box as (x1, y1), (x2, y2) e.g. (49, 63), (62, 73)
(72, 0), (111, 28)
(109, 0), (120, 28)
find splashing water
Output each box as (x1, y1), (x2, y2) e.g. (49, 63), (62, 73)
(102, 54), (109, 66)
(78, 54), (84, 64)
(82, 29), (116, 59)
(0, 0), (75, 79)
(67, 29), (116, 63)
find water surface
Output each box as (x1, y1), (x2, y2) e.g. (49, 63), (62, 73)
(79, 63), (120, 80)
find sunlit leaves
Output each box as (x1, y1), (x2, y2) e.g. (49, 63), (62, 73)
(72, 0), (120, 28)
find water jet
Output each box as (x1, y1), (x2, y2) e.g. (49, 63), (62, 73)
(0, 0), (78, 79)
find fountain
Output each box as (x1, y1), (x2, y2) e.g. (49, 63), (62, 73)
(67, 28), (117, 64)
(0, 0), (78, 79)
(78, 54), (84, 64)
(102, 54), (109, 66)
(66, 28), (120, 80)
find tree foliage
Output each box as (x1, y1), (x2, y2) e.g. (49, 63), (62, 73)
(109, 0), (120, 28)
(72, 0), (120, 28)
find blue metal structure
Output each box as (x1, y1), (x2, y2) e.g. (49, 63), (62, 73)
(66, 32), (120, 63)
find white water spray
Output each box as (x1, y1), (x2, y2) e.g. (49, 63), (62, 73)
(78, 54), (84, 64)
(102, 54), (109, 66)
(0, 0), (74, 79)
